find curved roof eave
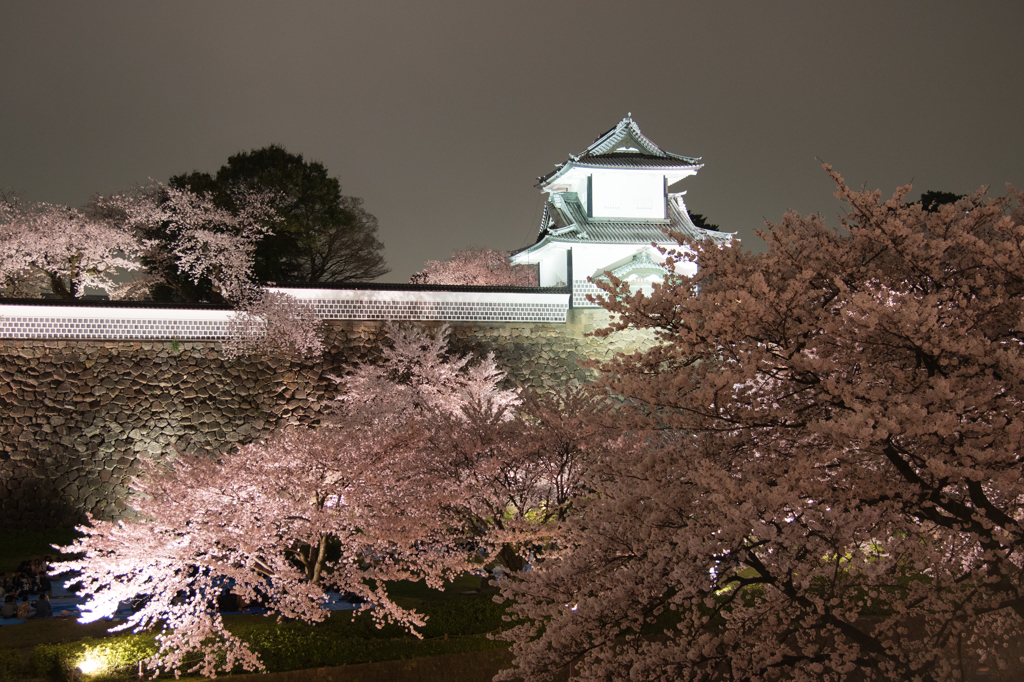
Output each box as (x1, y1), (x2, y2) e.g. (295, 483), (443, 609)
(537, 158), (703, 189)
(512, 231), (681, 263)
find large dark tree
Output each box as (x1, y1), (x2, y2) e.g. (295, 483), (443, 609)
(688, 211), (720, 231)
(171, 145), (389, 286)
(918, 190), (964, 212)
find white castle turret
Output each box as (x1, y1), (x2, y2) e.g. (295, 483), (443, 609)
(511, 115), (731, 305)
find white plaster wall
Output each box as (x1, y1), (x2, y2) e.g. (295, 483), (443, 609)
(538, 255), (567, 286)
(590, 169), (666, 220)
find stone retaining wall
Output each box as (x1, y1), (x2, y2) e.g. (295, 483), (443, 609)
(0, 311), (646, 529)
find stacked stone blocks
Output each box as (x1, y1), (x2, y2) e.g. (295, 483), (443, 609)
(0, 311), (648, 529)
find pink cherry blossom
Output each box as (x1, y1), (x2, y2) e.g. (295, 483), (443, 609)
(101, 183), (278, 303)
(411, 247), (538, 286)
(0, 198), (143, 299)
(222, 289), (325, 360)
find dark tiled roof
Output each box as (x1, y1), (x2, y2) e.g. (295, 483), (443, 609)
(572, 154), (700, 169)
(537, 164), (566, 186)
(533, 192), (732, 246)
(0, 297), (232, 310)
(272, 282), (571, 294)
(549, 193), (589, 228)
(0, 283), (572, 310)
(583, 117), (689, 159)
(553, 224), (678, 243)
(538, 116), (701, 184)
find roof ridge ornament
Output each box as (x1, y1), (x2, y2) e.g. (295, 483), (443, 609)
(581, 116), (694, 161)
(536, 116), (701, 189)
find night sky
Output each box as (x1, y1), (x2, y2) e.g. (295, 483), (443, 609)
(2, 1), (1022, 282)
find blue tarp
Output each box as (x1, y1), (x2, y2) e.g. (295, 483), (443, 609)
(0, 578), (362, 627)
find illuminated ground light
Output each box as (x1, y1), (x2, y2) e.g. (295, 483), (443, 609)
(76, 650), (108, 676)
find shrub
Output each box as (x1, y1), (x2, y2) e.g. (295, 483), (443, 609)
(0, 649), (22, 682)
(31, 636), (158, 682)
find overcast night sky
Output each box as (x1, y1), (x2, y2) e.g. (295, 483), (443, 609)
(2, 1), (1022, 282)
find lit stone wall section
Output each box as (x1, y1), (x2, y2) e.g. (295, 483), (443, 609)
(0, 310), (652, 530)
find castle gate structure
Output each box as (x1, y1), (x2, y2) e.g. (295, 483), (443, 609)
(0, 116), (730, 529)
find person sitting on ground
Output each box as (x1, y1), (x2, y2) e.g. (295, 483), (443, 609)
(32, 593), (52, 619)
(1, 594), (16, 618)
(15, 562), (32, 588)
(16, 595), (34, 620)
(41, 555), (55, 592)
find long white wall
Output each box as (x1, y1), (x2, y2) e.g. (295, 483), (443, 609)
(0, 287), (571, 340)
(276, 287), (569, 323)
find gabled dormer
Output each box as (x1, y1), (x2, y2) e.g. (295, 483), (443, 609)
(537, 114), (702, 222)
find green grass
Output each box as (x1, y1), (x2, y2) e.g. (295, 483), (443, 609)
(382, 573), (491, 607)
(199, 648), (522, 682)
(24, 597), (512, 681)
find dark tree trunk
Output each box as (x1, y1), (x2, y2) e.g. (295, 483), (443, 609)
(498, 543), (528, 573)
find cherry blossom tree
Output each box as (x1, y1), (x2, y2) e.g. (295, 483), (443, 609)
(496, 171), (1024, 681)
(0, 189), (46, 297)
(421, 384), (611, 572)
(58, 427), (459, 678)
(171, 145), (390, 285)
(0, 196), (143, 300)
(411, 247), (539, 286)
(338, 322), (520, 421)
(92, 184), (324, 359)
(96, 182), (278, 304)
(57, 323), (519, 678)
(342, 324), (609, 572)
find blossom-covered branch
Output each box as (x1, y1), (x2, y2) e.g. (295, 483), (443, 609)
(222, 289), (325, 360)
